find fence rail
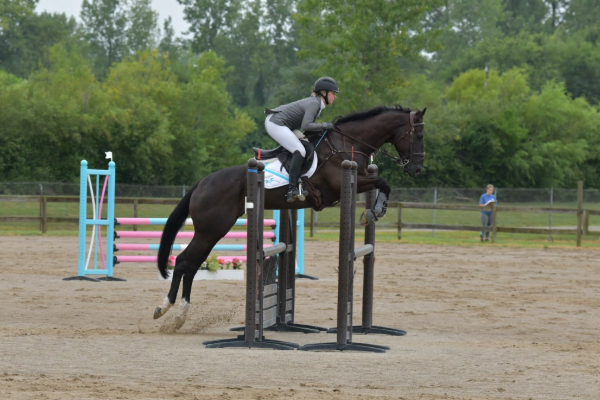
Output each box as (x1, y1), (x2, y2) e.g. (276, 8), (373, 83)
(2, 181), (598, 247)
(308, 182), (595, 246)
(0, 195), (180, 233)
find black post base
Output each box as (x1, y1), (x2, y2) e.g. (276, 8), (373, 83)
(231, 322), (327, 334)
(267, 322), (328, 333)
(295, 273), (319, 280)
(299, 341), (388, 352)
(328, 325), (407, 336)
(203, 335), (298, 350)
(63, 276), (101, 282)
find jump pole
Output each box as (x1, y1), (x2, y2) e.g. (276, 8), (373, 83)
(273, 209), (313, 279)
(300, 161), (389, 352)
(353, 165), (406, 336)
(203, 159), (300, 349)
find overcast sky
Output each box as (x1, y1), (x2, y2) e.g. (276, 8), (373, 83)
(36, 0), (191, 37)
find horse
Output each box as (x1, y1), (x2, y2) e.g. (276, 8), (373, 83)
(153, 104), (426, 329)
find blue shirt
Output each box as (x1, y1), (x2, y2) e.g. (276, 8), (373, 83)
(480, 194), (497, 216)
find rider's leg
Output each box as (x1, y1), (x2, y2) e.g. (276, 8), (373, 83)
(286, 151), (306, 202)
(265, 116), (307, 201)
(264, 116), (307, 157)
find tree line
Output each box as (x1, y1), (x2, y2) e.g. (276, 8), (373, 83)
(1, 0), (599, 188)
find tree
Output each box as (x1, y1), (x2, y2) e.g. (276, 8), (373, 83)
(178, 0), (242, 53)
(80, 0), (159, 77)
(295, 0), (441, 113)
(425, 0), (505, 79)
(0, 0), (77, 78)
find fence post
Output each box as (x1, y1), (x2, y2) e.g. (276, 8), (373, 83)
(548, 187), (553, 242)
(397, 202), (402, 240)
(41, 196), (47, 233)
(576, 181), (583, 247)
(432, 187), (437, 238)
(39, 196), (43, 232)
(491, 203), (497, 243)
(310, 209), (315, 237)
(133, 198), (138, 231)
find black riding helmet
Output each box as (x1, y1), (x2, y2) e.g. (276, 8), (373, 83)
(313, 77), (340, 104)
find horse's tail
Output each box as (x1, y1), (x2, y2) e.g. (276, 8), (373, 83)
(157, 182), (200, 279)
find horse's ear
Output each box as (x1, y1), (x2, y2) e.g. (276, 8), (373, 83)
(421, 107), (427, 116)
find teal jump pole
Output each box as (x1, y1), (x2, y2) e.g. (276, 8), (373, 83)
(273, 207), (316, 280)
(294, 208), (316, 279)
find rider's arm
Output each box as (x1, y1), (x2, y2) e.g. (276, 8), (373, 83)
(301, 100), (330, 132)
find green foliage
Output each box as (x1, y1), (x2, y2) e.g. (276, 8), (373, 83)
(0, 0), (77, 78)
(80, 0), (160, 77)
(202, 254), (220, 271)
(295, 0), (440, 114)
(2, 0), (600, 189)
(0, 44), (253, 183)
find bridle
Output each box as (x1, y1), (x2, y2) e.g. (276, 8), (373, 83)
(315, 110), (425, 170)
(390, 111), (425, 167)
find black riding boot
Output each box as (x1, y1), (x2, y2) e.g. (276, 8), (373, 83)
(286, 151), (307, 202)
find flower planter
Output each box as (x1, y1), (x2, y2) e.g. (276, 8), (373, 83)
(159, 269), (244, 281)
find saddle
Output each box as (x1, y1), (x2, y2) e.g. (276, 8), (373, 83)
(252, 140), (315, 178)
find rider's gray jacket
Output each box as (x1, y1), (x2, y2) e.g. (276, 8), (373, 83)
(268, 96), (328, 132)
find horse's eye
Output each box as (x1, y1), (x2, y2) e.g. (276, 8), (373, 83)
(417, 132), (423, 140)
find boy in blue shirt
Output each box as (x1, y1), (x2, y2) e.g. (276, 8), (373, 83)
(479, 184), (497, 242)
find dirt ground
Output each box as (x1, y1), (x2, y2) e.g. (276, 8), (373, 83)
(0, 236), (599, 400)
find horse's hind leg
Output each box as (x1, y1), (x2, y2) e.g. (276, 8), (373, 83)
(172, 238), (212, 330)
(153, 248), (189, 320)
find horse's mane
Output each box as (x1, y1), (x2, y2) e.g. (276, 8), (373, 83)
(335, 104), (412, 125)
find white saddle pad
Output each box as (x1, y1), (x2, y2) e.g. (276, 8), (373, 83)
(264, 155), (318, 189)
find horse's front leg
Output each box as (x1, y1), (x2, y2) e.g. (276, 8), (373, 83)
(357, 175), (391, 226)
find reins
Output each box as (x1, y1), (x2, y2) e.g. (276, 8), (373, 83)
(314, 110), (425, 172)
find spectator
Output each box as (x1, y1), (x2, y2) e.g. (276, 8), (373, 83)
(479, 184), (497, 242)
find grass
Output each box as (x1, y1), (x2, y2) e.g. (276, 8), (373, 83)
(1, 198), (599, 249)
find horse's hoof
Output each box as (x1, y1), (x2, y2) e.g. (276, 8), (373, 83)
(154, 298), (174, 319)
(153, 307), (165, 319)
(360, 210), (378, 227)
(173, 315), (186, 331)
(360, 210), (377, 227)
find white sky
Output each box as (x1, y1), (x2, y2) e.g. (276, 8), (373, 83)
(36, 0), (191, 37)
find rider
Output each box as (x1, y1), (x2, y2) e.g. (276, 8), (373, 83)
(265, 77), (340, 202)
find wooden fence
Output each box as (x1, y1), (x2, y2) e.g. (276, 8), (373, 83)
(0, 196), (179, 233)
(307, 182), (598, 247)
(2, 181), (598, 247)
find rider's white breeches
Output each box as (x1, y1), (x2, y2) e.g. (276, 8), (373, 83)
(265, 115), (306, 157)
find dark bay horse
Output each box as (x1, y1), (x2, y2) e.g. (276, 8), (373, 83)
(153, 105), (426, 329)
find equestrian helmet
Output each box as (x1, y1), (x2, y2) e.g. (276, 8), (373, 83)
(313, 77), (340, 93)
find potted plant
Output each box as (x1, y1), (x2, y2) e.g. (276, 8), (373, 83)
(159, 254), (245, 281)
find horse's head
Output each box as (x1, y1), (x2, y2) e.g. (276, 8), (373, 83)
(391, 107), (426, 177)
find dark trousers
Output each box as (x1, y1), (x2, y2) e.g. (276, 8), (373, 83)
(481, 213), (492, 239)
